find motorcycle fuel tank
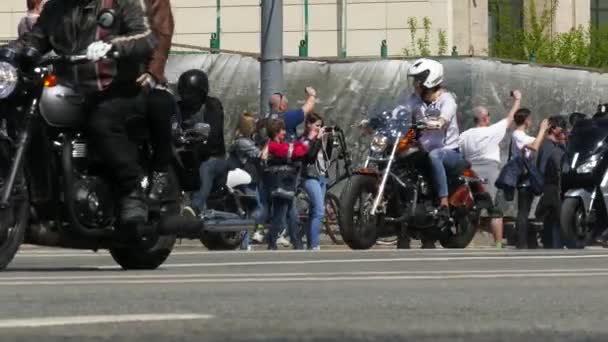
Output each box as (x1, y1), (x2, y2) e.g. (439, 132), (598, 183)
(39, 84), (87, 128)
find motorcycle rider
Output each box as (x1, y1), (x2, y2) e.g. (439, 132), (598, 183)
(12, 0), (157, 224)
(403, 58), (462, 218)
(176, 69), (227, 217)
(135, 0), (175, 201)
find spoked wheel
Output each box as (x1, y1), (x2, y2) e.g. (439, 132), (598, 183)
(0, 189), (29, 270)
(339, 175), (379, 250)
(0, 139), (29, 270)
(561, 198), (591, 249)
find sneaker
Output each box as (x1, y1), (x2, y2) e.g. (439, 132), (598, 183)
(148, 171), (170, 202)
(311, 246), (321, 251)
(181, 206), (196, 217)
(277, 235), (292, 247)
(252, 231), (265, 243)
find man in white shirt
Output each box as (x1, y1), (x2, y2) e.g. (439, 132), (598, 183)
(459, 90), (522, 248)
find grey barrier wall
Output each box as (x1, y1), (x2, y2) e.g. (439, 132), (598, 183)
(166, 54), (608, 217)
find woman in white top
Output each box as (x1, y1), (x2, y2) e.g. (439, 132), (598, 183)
(511, 108), (549, 249)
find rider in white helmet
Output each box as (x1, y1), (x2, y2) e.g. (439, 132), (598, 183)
(394, 58), (462, 222)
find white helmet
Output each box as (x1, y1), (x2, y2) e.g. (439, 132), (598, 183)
(407, 58), (444, 89)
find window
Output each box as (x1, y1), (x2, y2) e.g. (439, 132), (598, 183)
(488, 0), (524, 55)
(591, 0), (608, 29)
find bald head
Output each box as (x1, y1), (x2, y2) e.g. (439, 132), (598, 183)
(473, 106), (490, 127)
(269, 93), (288, 113)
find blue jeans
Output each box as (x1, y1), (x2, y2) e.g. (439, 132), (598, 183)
(428, 148), (463, 198)
(303, 177), (327, 249)
(268, 197), (303, 250)
(240, 184), (266, 250)
(191, 157), (228, 212)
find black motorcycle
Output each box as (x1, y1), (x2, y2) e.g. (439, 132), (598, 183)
(339, 110), (484, 249)
(561, 116), (608, 248)
(0, 47), (254, 270)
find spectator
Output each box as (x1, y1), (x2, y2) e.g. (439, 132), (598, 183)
(459, 90), (522, 248)
(300, 113), (330, 250)
(18, 0), (45, 38)
(536, 115), (568, 249)
(177, 69), (227, 217)
(228, 112), (267, 251)
(511, 109), (550, 249)
(254, 87), (318, 247)
(265, 119), (311, 250)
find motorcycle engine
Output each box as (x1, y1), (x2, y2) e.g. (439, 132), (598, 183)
(72, 177), (114, 228)
(70, 138), (114, 228)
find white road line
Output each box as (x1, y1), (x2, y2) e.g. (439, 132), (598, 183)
(81, 253), (608, 269)
(2, 268), (608, 281)
(0, 314), (213, 329)
(1, 272), (608, 285)
(16, 248), (601, 257)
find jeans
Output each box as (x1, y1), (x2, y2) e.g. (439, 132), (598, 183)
(191, 157), (228, 212)
(268, 197), (303, 250)
(516, 187), (537, 249)
(240, 183), (263, 250)
(88, 93), (142, 195)
(429, 148), (463, 198)
(303, 177), (327, 249)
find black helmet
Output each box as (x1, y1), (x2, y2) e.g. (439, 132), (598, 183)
(177, 69), (209, 101)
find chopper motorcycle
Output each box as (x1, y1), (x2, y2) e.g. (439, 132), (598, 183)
(339, 109), (489, 249)
(0, 47), (255, 270)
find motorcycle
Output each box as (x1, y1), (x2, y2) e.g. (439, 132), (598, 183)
(0, 47), (254, 270)
(339, 109), (487, 249)
(560, 116), (608, 248)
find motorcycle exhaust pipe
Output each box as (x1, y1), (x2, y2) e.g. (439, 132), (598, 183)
(157, 215), (254, 239)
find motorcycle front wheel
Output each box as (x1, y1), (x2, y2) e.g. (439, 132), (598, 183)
(339, 175), (379, 250)
(0, 140), (28, 270)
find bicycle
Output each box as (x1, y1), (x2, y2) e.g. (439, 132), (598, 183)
(296, 125), (353, 246)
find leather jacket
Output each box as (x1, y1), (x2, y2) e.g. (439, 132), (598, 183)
(144, 0), (173, 84)
(13, 0), (157, 93)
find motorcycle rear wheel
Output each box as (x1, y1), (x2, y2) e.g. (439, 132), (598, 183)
(110, 169), (179, 269)
(439, 208), (477, 248)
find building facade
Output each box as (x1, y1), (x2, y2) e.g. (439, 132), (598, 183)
(0, 0), (604, 57)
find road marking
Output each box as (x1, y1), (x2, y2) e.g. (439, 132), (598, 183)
(2, 268), (608, 281)
(78, 253), (608, 269)
(17, 248), (604, 258)
(1, 272), (608, 285)
(0, 314), (213, 328)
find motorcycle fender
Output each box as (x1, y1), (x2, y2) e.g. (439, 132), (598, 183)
(449, 185), (475, 209)
(564, 188), (595, 212)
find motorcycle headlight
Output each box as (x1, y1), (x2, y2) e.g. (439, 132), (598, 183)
(0, 62), (18, 99)
(370, 134), (388, 153)
(576, 153), (602, 174)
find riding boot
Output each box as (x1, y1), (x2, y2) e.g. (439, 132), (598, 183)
(120, 186), (148, 224)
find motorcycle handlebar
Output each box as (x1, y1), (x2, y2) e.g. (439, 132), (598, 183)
(39, 51), (120, 66)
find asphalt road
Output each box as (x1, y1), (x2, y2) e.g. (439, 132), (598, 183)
(1, 245), (608, 341)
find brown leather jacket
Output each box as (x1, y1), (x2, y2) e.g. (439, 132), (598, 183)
(144, 0), (174, 84)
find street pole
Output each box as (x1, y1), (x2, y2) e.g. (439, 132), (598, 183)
(260, 0), (284, 114)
